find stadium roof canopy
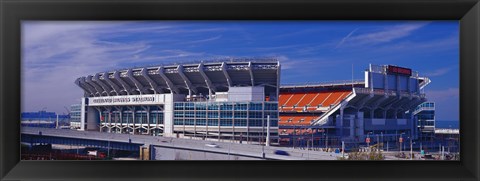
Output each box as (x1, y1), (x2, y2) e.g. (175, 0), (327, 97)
(75, 58), (280, 97)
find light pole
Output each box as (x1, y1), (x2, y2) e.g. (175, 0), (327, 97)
(323, 133), (326, 151)
(307, 128), (313, 149)
(107, 140), (110, 159)
(409, 137), (413, 160)
(262, 145), (265, 159)
(399, 133), (403, 153)
(400, 133), (405, 152)
(367, 132), (372, 152)
(376, 133), (380, 153)
(381, 132), (384, 151)
(266, 115), (270, 146)
(387, 141), (389, 152)
(311, 128), (314, 150)
(325, 131), (329, 151)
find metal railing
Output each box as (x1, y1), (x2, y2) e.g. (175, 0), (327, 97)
(434, 128), (459, 134)
(97, 57), (279, 75)
(281, 79), (364, 88)
(413, 106), (435, 115)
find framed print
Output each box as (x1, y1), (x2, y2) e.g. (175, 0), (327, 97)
(1, 0), (479, 180)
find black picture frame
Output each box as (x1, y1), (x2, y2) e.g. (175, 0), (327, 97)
(1, 0), (479, 180)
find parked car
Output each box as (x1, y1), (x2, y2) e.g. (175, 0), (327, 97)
(274, 150), (290, 156)
(205, 143), (220, 148)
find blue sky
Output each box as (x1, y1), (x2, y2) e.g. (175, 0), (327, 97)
(21, 21), (459, 121)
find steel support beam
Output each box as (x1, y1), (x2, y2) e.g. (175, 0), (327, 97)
(79, 77), (97, 96)
(177, 65), (197, 94)
(198, 63), (216, 94)
(141, 68), (164, 94)
(85, 75), (103, 96)
(75, 78), (94, 96)
(248, 62), (255, 86)
(158, 66), (179, 94)
(93, 73), (113, 96)
(127, 69), (148, 94)
(103, 73), (122, 96)
(114, 71), (133, 95)
(221, 62), (233, 87)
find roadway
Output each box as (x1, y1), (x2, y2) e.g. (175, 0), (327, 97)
(21, 127), (339, 160)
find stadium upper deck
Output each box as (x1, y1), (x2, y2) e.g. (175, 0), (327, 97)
(278, 64), (431, 146)
(75, 58), (280, 99)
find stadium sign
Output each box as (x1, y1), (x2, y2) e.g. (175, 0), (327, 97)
(387, 65), (412, 76)
(88, 94), (165, 106)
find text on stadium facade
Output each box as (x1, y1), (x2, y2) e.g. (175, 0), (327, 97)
(88, 95), (165, 106)
(387, 65), (412, 76)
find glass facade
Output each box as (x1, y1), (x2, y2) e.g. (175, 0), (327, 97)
(415, 102), (435, 132)
(96, 106), (164, 126)
(173, 101), (278, 127)
(69, 104), (82, 122)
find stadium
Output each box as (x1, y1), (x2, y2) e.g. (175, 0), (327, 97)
(75, 58), (280, 144)
(75, 58), (431, 146)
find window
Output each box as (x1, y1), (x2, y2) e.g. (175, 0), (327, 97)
(196, 103), (207, 110)
(196, 111), (207, 118)
(174, 102), (184, 110)
(220, 119), (232, 126)
(185, 119), (194, 125)
(174, 118), (184, 125)
(208, 119), (218, 126)
(208, 103), (219, 110)
(264, 112), (278, 118)
(249, 103), (262, 110)
(234, 119), (247, 126)
(234, 111), (247, 118)
(174, 111), (184, 118)
(220, 111), (232, 118)
(208, 111), (218, 118)
(185, 111), (195, 118)
(185, 102), (195, 110)
(122, 112), (132, 124)
(135, 112), (147, 124)
(220, 103), (233, 110)
(249, 111), (262, 118)
(248, 119), (262, 127)
(196, 118), (206, 126)
(235, 103), (248, 110)
(150, 112), (163, 124)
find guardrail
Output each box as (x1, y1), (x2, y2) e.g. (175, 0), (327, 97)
(434, 128), (459, 134)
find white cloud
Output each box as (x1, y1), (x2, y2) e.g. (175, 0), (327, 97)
(425, 88), (459, 102)
(20, 21), (201, 113)
(179, 35), (222, 45)
(424, 66), (456, 77)
(335, 28), (359, 49)
(341, 22), (429, 47)
(424, 87), (459, 121)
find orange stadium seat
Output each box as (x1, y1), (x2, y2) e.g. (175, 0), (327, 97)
(279, 90), (352, 112)
(279, 93), (293, 106)
(285, 94), (304, 107)
(322, 92), (341, 107)
(279, 115), (319, 126)
(308, 92), (330, 108)
(297, 93), (318, 107)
